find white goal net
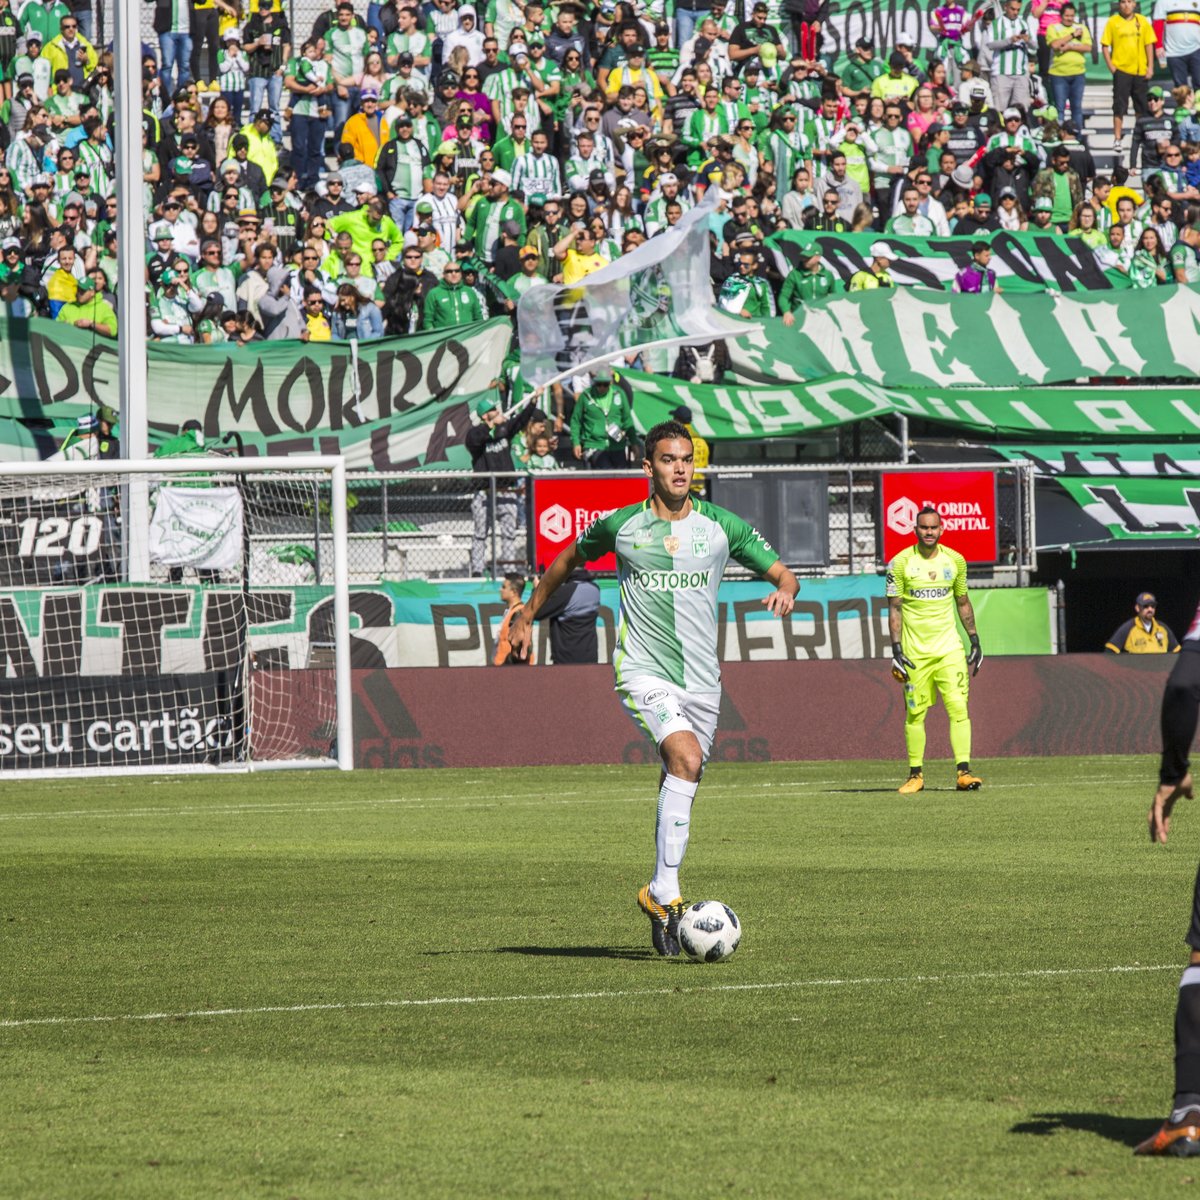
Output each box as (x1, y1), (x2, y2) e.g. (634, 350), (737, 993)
(0, 455), (352, 776)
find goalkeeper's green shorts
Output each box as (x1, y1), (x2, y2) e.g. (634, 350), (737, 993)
(903, 649), (970, 718)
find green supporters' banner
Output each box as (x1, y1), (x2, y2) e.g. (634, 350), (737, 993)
(1055, 476), (1200, 540)
(992, 444), (1200, 476)
(625, 371), (1200, 441)
(768, 230), (1129, 294)
(728, 285), (1200, 388)
(0, 317), (511, 469)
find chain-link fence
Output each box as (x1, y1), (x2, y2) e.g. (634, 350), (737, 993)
(326, 463), (1036, 584)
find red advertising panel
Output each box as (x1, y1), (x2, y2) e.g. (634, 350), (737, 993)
(880, 470), (999, 563)
(531, 475), (649, 571)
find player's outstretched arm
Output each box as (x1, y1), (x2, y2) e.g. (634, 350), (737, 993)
(760, 559), (799, 617)
(1150, 774), (1194, 844)
(508, 541), (584, 660)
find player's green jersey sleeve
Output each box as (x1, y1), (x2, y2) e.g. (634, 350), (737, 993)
(576, 501), (644, 560)
(706, 503), (778, 575)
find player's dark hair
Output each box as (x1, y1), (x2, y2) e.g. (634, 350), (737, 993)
(503, 572), (526, 596)
(917, 505), (941, 520)
(644, 421), (692, 460)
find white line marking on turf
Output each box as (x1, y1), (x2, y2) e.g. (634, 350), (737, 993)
(0, 963), (1177, 1030)
(0, 777), (1142, 822)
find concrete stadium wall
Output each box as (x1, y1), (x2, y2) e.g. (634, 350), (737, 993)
(348, 654), (1175, 768)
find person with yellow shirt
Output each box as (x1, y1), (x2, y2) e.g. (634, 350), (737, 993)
(236, 107), (279, 183)
(870, 51), (920, 102)
(43, 243), (81, 317)
(887, 504), (984, 795)
(554, 221), (607, 286)
(1102, 0), (1159, 149)
(1106, 591), (1181, 652)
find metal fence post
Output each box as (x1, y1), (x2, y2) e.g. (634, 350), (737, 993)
(847, 467), (855, 574)
(489, 473), (498, 579)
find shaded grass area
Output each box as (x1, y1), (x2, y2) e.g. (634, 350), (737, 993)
(1, 757), (1196, 1198)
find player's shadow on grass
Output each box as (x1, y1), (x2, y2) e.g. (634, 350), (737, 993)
(1010, 1112), (1163, 1147)
(494, 945), (660, 961)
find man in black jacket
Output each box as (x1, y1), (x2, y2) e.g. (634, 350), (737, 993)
(467, 394), (537, 577)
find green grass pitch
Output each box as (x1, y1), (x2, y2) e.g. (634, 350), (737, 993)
(2, 756), (1198, 1198)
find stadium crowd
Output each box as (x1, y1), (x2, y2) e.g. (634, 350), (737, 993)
(0, 0), (1198, 370)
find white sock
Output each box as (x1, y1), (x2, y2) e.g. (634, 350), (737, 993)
(649, 773), (699, 904)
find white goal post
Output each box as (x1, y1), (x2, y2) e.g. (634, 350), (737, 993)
(0, 455), (352, 777)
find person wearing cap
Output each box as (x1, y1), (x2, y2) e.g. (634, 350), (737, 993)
(93, 405), (120, 459)
(283, 38), (332, 190)
(217, 28), (250, 124)
(779, 245), (836, 320)
(376, 115), (430, 233)
(871, 51), (920, 102)
(1131, 85), (1177, 172)
(841, 37), (884, 98)
(570, 364), (635, 468)
(236, 106), (280, 186)
(342, 85), (391, 166)
(988, 0), (1036, 112)
(1029, 192), (1058, 229)
(149, 268), (195, 343)
(466, 390), (539, 577)
(848, 242), (895, 290)
(717, 245), (775, 317)
(957, 192), (1002, 234)
(501, 244), (548, 304)
(465, 167), (526, 264)
(11, 31), (51, 102)
(1031, 142), (1083, 226)
(241, 0), (291, 140)
(1107, 593), (1181, 653)
(55, 273), (118, 337)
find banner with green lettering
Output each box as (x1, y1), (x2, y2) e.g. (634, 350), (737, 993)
(767, 230), (1128, 294)
(0, 317), (511, 469)
(624, 371), (1200, 441)
(728, 284), (1200, 388)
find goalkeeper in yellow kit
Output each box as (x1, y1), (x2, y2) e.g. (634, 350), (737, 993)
(886, 505), (984, 794)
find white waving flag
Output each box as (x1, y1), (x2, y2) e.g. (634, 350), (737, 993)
(149, 486), (244, 570)
(517, 188), (742, 385)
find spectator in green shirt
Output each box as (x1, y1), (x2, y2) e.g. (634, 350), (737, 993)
(780, 249), (836, 323)
(56, 277), (117, 338)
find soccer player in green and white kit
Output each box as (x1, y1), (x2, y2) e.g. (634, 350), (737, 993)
(509, 420), (798, 956)
(887, 505), (984, 794)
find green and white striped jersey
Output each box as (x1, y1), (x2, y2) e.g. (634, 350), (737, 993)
(328, 26), (368, 78)
(991, 15), (1035, 76)
(577, 499), (778, 692)
(286, 55), (329, 117)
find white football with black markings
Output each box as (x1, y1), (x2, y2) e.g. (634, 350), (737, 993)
(678, 900), (741, 963)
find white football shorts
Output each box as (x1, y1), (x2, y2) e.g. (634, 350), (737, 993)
(618, 677), (722, 760)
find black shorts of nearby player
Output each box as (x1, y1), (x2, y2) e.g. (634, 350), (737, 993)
(1162, 646), (1200, 787)
(1112, 69), (1149, 117)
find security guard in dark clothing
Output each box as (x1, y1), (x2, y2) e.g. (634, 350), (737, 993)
(95, 405), (120, 459)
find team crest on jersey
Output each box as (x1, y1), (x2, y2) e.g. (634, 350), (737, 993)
(663, 535), (680, 554)
(633, 527), (655, 548)
(943, 568), (952, 580)
(691, 534), (709, 558)
(928, 570), (937, 580)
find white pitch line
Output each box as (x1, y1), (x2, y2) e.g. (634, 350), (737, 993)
(0, 963), (1177, 1031)
(0, 775), (1142, 823)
